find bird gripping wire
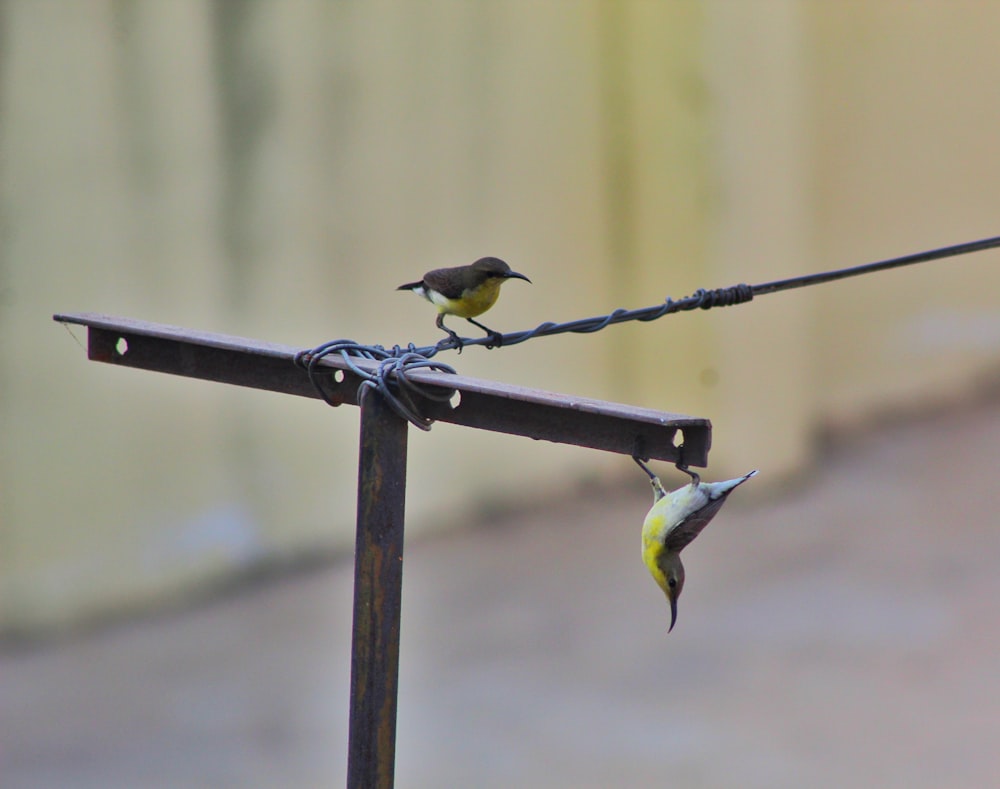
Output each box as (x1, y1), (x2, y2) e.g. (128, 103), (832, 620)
(419, 234), (1000, 354)
(297, 234), (1000, 428)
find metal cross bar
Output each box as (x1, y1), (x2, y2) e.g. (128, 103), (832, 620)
(53, 311), (713, 788)
(54, 313), (711, 465)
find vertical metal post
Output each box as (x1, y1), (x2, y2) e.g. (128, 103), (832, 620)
(347, 388), (408, 789)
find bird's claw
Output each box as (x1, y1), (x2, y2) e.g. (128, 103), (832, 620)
(676, 463), (700, 486)
(484, 330), (505, 349)
(437, 331), (464, 354)
(633, 455), (656, 481)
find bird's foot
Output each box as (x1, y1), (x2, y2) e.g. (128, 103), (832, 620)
(484, 330), (505, 349)
(633, 456), (656, 482)
(676, 463), (701, 486)
(467, 318), (503, 348)
(633, 456), (668, 500)
(437, 330), (464, 354)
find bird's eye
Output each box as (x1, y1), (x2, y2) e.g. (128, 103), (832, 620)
(668, 578), (677, 588)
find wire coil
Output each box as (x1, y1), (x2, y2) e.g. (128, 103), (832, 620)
(295, 342), (457, 431)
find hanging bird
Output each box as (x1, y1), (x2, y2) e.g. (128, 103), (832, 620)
(634, 457), (757, 632)
(397, 257), (531, 348)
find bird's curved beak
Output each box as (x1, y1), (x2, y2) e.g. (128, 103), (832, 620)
(668, 595), (678, 633)
(504, 271), (531, 284)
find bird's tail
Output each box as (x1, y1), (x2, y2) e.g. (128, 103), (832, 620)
(704, 469), (758, 498)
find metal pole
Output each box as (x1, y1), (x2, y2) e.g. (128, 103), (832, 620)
(347, 387), (408, 789)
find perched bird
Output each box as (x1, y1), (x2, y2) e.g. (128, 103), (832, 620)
(635, 457), (757, 632)
(397, 257), (531, 348)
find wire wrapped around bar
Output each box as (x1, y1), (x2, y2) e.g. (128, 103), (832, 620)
(294, 341), (457, 431)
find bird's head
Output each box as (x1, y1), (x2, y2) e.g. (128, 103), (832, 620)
(657, 552), (686, 633)
(471, 257), (531, 283)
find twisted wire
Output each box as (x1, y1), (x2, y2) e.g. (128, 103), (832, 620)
(416, 235), (1000, 354)
(418, 282), (756, 354)
(296, 234), (1000, 425)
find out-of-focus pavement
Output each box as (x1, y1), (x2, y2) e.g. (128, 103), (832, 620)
(4, 398), (1000, 788)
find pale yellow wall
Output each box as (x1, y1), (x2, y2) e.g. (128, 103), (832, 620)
(0, 0), (620, 631)
(2, 1), (998, 631)
(809, 1), (1000, 425)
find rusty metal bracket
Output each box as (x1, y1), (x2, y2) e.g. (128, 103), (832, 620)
(54, 311), (712, 789)
(54, 313), (711, 465)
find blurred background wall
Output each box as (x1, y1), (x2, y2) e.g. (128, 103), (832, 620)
(2, 0), (999, 634)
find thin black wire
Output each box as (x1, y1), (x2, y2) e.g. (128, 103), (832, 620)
(752, 234), (1000, 295)
(297, 234), (1000, 428)
(422, 234), (1000, 354)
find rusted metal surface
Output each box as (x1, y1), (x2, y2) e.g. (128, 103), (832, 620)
(55, 310), (718, 788)
(347, 389), (407, 789)
(54, 312), (712, 465)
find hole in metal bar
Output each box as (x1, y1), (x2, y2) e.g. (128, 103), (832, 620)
(333, 369), (346, 383)
(673, 429), (683, 447)
(449, 390), (461, 409)
(115, 337), (129, 356)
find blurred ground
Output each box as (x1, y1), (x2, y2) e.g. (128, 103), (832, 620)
(3, 397), (999, 788)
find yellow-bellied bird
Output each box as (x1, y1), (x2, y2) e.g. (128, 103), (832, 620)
(397, 257), (531, 347)
(635, 458), (757, 632)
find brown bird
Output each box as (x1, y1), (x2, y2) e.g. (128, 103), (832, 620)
(397, 257), (531, 348)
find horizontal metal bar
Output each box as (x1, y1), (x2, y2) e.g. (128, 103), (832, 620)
(54, 312), (711, 465)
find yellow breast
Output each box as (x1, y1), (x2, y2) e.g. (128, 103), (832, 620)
(428, 278), (504, 318)
(641, 510), (670, 593)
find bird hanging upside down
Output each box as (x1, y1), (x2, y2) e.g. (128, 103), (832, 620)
(635, 457), (757, 632)
(397, 257), (531, 349)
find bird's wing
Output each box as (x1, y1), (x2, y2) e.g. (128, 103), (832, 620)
(661, 471), (756, 552)
(662, 497), (728, 553)
(421, 267), (468, 299)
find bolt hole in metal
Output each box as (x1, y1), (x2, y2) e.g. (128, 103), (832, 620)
(115, 337), (129, 356)
(673, 429), (684, 447)
(449, 390), (461, 409)
(332, 369), (346, 384)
